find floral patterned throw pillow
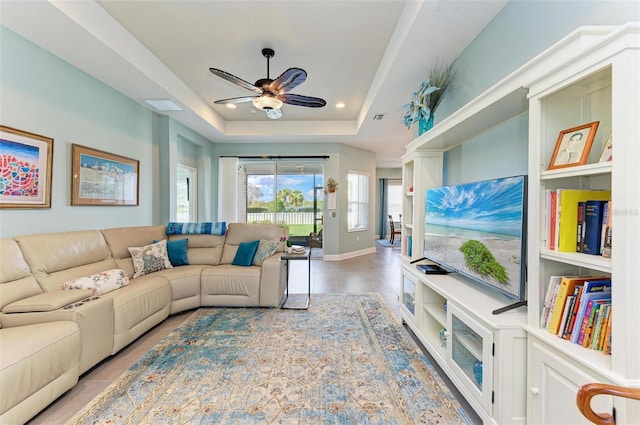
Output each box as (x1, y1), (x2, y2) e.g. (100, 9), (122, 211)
(60, 269), (129, 296)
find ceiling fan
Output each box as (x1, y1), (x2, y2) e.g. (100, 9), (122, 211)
(209, 48), (326, 119)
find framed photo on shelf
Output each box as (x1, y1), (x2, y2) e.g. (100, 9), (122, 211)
(547, 121), (599, 170)
(599, 132), (612, 163)
(0, 125), (54, 209)
(71, 144), (139, 206)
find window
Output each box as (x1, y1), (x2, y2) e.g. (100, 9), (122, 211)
(347, 171), (369, 231)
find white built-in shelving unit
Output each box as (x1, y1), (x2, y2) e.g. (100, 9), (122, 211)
(400, 23), (639, 424)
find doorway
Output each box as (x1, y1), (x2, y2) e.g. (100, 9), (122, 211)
(177, 164), (197, 222)
(242, 161), (324, 244)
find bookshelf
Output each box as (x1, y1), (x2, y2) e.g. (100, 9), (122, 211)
(400, 23), (639, 424)
(526, 24), (640, 424)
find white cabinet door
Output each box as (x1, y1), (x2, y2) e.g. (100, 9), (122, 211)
(528, 339), (613, 425)
(447, 303), (494, 414)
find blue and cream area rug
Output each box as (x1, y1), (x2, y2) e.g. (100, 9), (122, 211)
(67, 294), (472, 424)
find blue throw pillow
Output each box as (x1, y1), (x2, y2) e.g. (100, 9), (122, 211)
(154, 238), (189, 266)
(232, 240), (260, 266)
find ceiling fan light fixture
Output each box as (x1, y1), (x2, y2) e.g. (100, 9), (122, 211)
(252, 94), (283, 111)
(266, 108), (283, 120)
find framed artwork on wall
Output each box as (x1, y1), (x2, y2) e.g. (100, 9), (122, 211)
(71, 144), (139, 206)
(0, 125), (54, 209)
(547, 121), (599, 170)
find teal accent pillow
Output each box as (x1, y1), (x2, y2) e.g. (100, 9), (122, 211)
(232, 240), (260, 266)
(154, 238), (189, 266)
(253, 239), (280, 266)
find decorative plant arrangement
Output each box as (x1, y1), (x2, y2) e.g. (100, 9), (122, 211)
(402, 62), (457, 133)
(325, 177), (338, 194)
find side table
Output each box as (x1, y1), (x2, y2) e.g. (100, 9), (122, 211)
(280, 248), (311, 309)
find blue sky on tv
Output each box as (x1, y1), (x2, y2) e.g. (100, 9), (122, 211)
(426, 176), (525, 237)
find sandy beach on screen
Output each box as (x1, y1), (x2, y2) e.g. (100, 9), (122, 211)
(425, 234), (522, 295)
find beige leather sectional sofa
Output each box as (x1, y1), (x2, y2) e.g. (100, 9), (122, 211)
(0, 222), (287, 425)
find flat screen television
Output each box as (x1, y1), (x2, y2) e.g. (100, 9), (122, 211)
(424, 175), (527, 304)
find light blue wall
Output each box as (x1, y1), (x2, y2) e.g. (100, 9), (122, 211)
(0, 27), (221, 239)
(437, 0), (639, 186)
(0, 27), (160, 238)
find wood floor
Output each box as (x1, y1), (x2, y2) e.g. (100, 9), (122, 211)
(28, 244), (481, 424)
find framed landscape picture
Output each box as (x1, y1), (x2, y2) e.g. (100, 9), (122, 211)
(0, 125), (54, 209)
(71, 144), (139, 206)
(547, 121), (599, 170)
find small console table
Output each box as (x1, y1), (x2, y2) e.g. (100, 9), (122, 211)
(280, 248), (311, 309)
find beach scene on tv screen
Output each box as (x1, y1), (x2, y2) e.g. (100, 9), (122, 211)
(424, 176), (525, 298)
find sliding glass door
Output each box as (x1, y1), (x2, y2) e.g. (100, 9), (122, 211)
(243, 161), (324, 242)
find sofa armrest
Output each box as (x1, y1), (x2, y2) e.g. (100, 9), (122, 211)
(0, 296), (114, 374)
(259, 253), (286, 307)
(2, 290), (94, 313)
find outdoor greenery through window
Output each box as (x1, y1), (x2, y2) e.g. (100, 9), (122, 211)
(243, 162), (324, 239)
(348, 171), (369, 231)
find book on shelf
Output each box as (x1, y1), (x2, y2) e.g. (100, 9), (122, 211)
(583, 200), (608, 255)
(557, 294), (576, 337)
(540, 275), (563, 328)
(602, 312), (612, 355)
(576, 201), (585, 252)
(578, 299), (610, 347)
(602, 200), (612, 258)
(549, 189), (611, 252)
(548, 190), (558, 250)
(561, 285), (584, 339)
(570, 279), (612, 343)
(590, 304), (611, 351)
(547, 276), (605, 335)
(599, 201), (609, 255)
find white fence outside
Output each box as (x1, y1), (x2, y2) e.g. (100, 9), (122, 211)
(247, 212), (319, 225)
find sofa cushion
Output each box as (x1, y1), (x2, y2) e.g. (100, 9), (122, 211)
(101, 225), (167, 260)
(232, 240), (259, 266)
(0, 321), (81, 423)
(221, 223), (286, 264)
(60, 269), (129, 296)
(0, 239), (43, 311)
(128, 240), (173, 278)
(170, 234), (225, 266)
(14, 231), (116, 292)
(252, 239), (280, 266)
(155, 238), (189, 266)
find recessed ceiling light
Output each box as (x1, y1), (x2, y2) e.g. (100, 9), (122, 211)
(142, 99), (183, 111)
(226, 104), (237, 109)
(335, 102), (346, 109)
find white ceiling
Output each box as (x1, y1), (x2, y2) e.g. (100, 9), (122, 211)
(0, 0), (508, 167)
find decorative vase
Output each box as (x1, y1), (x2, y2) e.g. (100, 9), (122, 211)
(473, 360), (483, 386)
(418, 115), (435, 136)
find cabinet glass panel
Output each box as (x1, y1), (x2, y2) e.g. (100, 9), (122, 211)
(403, 276), (416, 315)
(451, 314), (484, 391)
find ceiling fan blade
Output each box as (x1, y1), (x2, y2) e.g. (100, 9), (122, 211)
(209, 68), (262, 95)
(279, 93), (326, 108)
(269, 68), (307, 94)
(214, 96), (258, 105)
